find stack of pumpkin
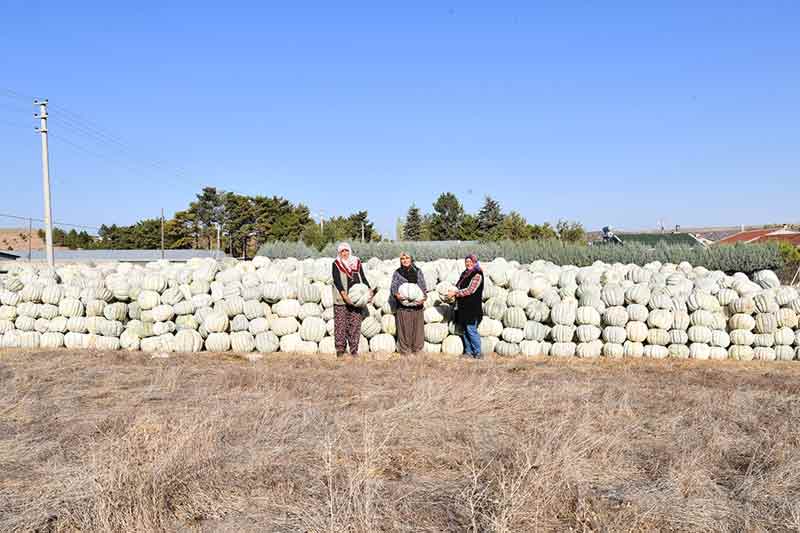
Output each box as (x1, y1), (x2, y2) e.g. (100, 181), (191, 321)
(0, 256), (799, 361)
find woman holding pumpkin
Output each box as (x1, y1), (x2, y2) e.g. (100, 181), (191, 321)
(390, 252), (427, 354)
(331, 242), (372, 357)
(448, 254), (484, 358)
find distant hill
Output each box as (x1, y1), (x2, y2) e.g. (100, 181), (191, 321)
(0, 228), (46, 252)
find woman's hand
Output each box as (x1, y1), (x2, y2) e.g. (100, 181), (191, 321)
(447, 290), (457, 299)
(341, 291), (353, 306)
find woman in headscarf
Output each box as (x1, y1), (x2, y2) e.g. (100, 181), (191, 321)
(448, 254), (484, 358)
(331, 242), (372, 357)
(390, 252), (427, 354)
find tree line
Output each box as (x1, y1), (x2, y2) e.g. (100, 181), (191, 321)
(401, 193), (586, 242)
(46, 187), (380, 254)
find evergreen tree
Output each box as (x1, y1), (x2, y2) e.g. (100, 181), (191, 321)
(529, 222), (558, 240)
(429, 192), (465, 240)
(477, 196), (505, 238)
(403, 204), (423, 241)
(459, 214), (480, 240)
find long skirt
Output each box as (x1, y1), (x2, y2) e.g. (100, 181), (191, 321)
(396, 306), (424, 354)
(334, 304), (363, 355)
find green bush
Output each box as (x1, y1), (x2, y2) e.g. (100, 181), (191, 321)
(257, 240), (785, 273)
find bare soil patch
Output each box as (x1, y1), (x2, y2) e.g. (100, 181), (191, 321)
(1, 350), (799, 532)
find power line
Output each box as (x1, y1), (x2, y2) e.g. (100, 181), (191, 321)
(0, 212), (101, 231)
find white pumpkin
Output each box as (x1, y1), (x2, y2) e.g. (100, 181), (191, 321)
(205, 332), (231, 352)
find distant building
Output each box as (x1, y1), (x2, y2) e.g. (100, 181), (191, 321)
(718, 227), (800, 247)
(0, 251), (19, 261)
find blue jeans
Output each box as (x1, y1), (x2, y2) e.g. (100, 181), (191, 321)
(462, 323), (482, 357)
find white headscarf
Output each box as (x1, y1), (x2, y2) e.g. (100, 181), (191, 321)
(335, 242), (360, 274)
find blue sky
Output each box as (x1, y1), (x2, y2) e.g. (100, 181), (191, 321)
(1, 1), (798, 238)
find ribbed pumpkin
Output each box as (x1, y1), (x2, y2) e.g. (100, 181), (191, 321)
(646, 329), (670, 346)
(477, 317), (503, 337)
(64, 332), (87, 349)
(710, 330), (731, 348)
(575, 306), (601, 327)
(603, 342), (624, 358)
(728, 313), (755, 331)
(729, 296), (756, 315)
(668, 344), (690, 359)
(687, 325), (712, 344)
(602, 306), (628, 327)
(549, 342), (575, 358)
(347, 284), (370, 308)
(439, 335), (462, 355)
(299, 317), (326, 342)
(368, 333), (395, 353)
(667, 329), (688, 345)
(484, 299), (507, 321)
(600, 285), (625, 307)
(270, 317), (298, 336)
(625, 321), (648, 343)
(576, 341), (602, 358)
(423, 342), (442, 353)
(381, 315), (396, 336)
(398, 283), (425, 306)
(753, 347), (776, 361)
(690, 343), (710, 360)
(205, 332), (231, 352)
(776, 309), (798, 329)
(729, 345), (754, 361)
(524, 300), (550, 322)
(496, 340), (521, 357)
(40, 331), (64, 349)
(753, 333), (775, 347)
(774, 327), (795, 346)
(775, 345), (795, 361)
(230, 331), (256, 352)
(754, 293), (779, 314)
(623, 341), (644, 358)
(15, 316), (35, 332)
(503, 308), (526, 329)
(647, 309), (673, 330)
(644, 345), (668, 359)
(626, 304), (649, 323)
(524, 321), (549, 341)
(424, 323), (449, 344)
(550, 324), (575, 343)
(59, 298), (84, 318)
(204, 312), (229, 333)
(672, 310), (691, 331)
(575, 325), (601, 343)
(501, 327), (524, 343)
(359, 317), (381, 339)
(729, 329), (755, 346)
(519, 340), (541, 357)
(551, 301), (577, 326)
(174, 329), (203, 352)
(754, 313), (777, 334)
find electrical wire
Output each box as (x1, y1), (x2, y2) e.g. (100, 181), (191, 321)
(0, 212), (101, 231)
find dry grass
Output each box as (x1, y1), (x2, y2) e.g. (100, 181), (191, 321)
(1, 350), (800, 532)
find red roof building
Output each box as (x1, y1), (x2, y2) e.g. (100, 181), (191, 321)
(718, 228), (800, 246)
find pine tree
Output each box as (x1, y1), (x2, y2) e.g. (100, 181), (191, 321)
(403, 204), (423, 241)
(429, 193), (465, 240)
(477, 195), (505, 239)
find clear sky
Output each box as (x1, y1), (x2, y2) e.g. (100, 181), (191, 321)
(1, 1), (798, 238)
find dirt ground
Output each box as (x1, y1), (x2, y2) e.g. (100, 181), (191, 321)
(1, 350), (799, 532)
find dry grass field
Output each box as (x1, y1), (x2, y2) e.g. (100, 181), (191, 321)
(1, 351), (800, 532)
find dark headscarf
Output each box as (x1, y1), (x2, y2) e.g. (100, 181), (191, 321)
(457, 253), (482, 285)
(396, 254), (418, 283)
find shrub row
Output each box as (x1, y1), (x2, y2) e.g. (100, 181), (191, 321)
(256, 240), (785, 274)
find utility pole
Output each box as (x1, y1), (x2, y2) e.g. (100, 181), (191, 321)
(319, 209), (324, 235)
(361, 222), (365, 243)
(216, 224), (221, 259)
(34, 99), (54, 268)
(28, 218), (32, 262)
(160, 208), (165, 259)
